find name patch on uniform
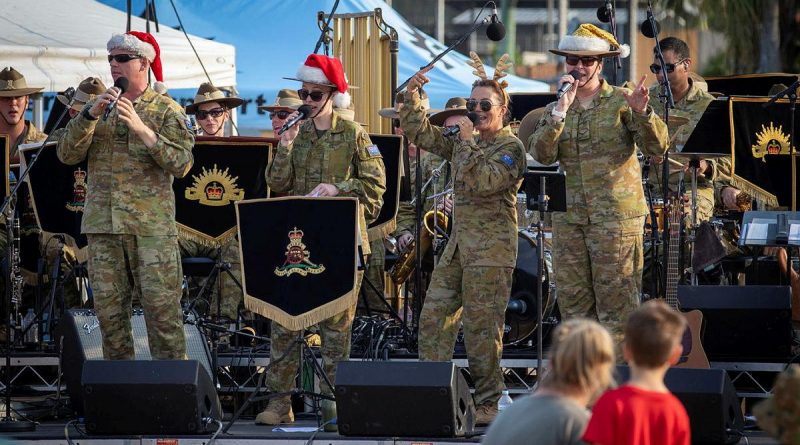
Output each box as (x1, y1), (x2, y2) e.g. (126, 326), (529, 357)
(500, 154), (515, 166)
(367, 145), (381, 157)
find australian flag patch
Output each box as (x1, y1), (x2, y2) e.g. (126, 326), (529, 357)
(500, 154), (515, 166)
(367, 145), (381, 157)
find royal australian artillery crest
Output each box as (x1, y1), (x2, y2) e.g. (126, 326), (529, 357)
(274, 227), (326, 277)
(185, 164), (245, 206)
(66, 168), (87, 212)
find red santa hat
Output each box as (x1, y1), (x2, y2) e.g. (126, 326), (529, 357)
(287, 54), (351, 109)
(107, 31), (166, 93)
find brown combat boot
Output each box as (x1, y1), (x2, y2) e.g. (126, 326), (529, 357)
(255, 396), (294, 425)
(475, 403), (498, 426)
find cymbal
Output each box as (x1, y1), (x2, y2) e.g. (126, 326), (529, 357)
(665, 115), (690, 128)
(671, 151), (731, 159)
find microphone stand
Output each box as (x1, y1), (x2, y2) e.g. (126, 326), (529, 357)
(313, 0), (340, 55)
(642, 157), (661, 298)
(763, 78), (799, 211)
(644, 0), (674, 297)
(0, 89), (73, 433)
(395, 1), (497, 94)
(606, 0), (622, 85)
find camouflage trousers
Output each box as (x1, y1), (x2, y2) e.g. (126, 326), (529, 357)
(551, 216), (644, 346)
(418, 246), (512, 408)
(360, 238), (386, 313)
(179, 237), (243, 320)
(87, 234), (186, 360)
(266, 271), (363, 396)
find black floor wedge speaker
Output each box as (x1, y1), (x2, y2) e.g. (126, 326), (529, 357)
(82, 359), (221, 435)
(335, 361), (475, 437)
(617, 366), (744, 444)
(57, 309), (213, 415)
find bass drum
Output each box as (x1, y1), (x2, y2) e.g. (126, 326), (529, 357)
(504, 230), (559, 346)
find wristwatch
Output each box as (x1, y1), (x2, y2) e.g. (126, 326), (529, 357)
(550, 109), (567, 121)
(82, 107), (98, 121)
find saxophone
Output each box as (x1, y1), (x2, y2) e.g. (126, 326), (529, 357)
(389, 210), (449, 284)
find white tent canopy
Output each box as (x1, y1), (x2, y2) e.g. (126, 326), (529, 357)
(1, 0), (236, 92)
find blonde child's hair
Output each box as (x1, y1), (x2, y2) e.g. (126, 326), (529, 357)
(625, 300), (687, 368)
(542, 319), (616, 396)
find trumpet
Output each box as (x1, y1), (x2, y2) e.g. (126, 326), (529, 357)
(389, 210), (449, 284)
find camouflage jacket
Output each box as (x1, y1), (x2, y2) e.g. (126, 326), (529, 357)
(57, 86), (195, 236)
(400, 90), (526, 268)
(649, 80), (718, 193)
(10, 121), (48, 161)
(528, 79), (669, 224)
(267, 111), (386, 255)
(395, 148), (450, 236)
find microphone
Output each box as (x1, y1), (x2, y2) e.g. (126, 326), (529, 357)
(103, 77), (129, 121)
(486, 5), (506, 41)
(442, 112), (479, 137)
(556, 70), (583, 99)
(640, 18), (660, 38)
(277, 105), (312, 135)
(61, 87), (76, 105)
(506, 298), (528, 315)
(596, 0), (613, 23)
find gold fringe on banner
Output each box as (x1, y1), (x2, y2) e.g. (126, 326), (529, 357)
(178, 224), (237, 249)
(730, 175), (780, 208)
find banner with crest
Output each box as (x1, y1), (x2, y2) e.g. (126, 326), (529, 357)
(236, 197), (358, 330)
(367, 134), (401, 236)
(729, 97), (799, 208)
(173, 136), (273, 247)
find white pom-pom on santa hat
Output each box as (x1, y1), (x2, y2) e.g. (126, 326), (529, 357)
(294, 54), (351, 109)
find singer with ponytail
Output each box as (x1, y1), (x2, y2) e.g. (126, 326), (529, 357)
(401, 52), (526, 426)
(525, 24), (669, 351)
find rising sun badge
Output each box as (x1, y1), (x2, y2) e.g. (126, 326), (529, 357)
(274, 227), (326, 277)
(185, 164), (245, 206)
(751, 123), (792, 161)
(65, 168), (87, 213)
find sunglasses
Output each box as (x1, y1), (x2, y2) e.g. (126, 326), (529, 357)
(196, 108), (225, 120)
(466, 99), (500, 112)
(297, 89), (328, 102)
(269, 110), (291, 120)
(649, 59), (688, 74)
(565, 56), (600, 67)
(107, 54), (143, 64)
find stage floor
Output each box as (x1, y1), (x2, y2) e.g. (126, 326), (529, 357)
(2, 418), (782, 445)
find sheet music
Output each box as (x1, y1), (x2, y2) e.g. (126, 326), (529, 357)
(790, 224), (800, 244)
(743, 222), (769, 241)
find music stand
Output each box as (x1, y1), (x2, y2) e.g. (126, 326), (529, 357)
(524, 170), (566, 374)
(739, 211), (800, 247)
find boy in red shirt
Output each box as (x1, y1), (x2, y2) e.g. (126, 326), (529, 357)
(583, 300), (691, 445)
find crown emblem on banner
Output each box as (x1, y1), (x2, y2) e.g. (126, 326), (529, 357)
(752, 123), (792, 161)
(275, 226), (326, 277)
(185, 164), (245, 206)
(66, 168), (88, 213)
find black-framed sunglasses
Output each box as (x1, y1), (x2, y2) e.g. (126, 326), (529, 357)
(297, 89), (328, 102)
(269, 110), (292, 120)
(466, 99), (500, 112)
(649, 59), (688, 74)
(196, 107), (225, 120)
(565, 56), (600, 67)
(107, 54), (143, 64)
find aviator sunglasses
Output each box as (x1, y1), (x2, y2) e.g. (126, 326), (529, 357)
(196, 108), (225, 120)
(649, 59), (688, 74)
(297, 89), (328, 102)
(565, 56), (600, 67)
(270, 110), (292, 120)
(466, 99), (501, 112)
(107, 54), (143, 64)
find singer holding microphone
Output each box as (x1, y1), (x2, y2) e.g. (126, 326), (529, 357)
(257, 54), (385, 428)
(400, 54), (526, 426)
(57, 31), (194, 361)
(527, 24), (669, 350)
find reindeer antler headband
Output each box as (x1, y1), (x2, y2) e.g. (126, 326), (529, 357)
(467, 51), (512, 89)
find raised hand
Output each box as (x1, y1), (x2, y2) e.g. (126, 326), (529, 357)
(407, 66), (434, 93)
(623, 75), (650, 114)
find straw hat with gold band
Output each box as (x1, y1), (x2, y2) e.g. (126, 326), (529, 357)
(428, 97), (468, 126)
(550, 23), (630, 59)
(57, 77), (107, 112)
(258, 89), (303, 113)
(0, 67), (43, 97)
(378, 89), (437, 119)
(185, 82), (244, 114)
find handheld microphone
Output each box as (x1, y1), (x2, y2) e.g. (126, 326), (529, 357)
(556, 70), (583, 99)
(442, 112), (479, 137)
(103, 77), (129, 121)
(61, 87), (76, 105)
(277, 105), (312, 135)
(596, 0), (613, 23)
(486, 5), (506, 41)
(640, 18), (660, 38)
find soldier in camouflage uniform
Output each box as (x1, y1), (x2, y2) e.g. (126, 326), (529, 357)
(528, 24), (669, 348)
(256, 54), (386, 427)
(401, 59), (526, 425)
(754, 364), (800, 445)
(181, 83), (246, 320)
(57, 32), (193, 360)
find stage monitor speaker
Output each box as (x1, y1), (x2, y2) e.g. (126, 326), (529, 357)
(57, 309), (213, 415)
(335, 361), (475, 437)
(616, 366), (744, 444)
(82, 359), (221, 435)
(678, 285), (793, 361)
